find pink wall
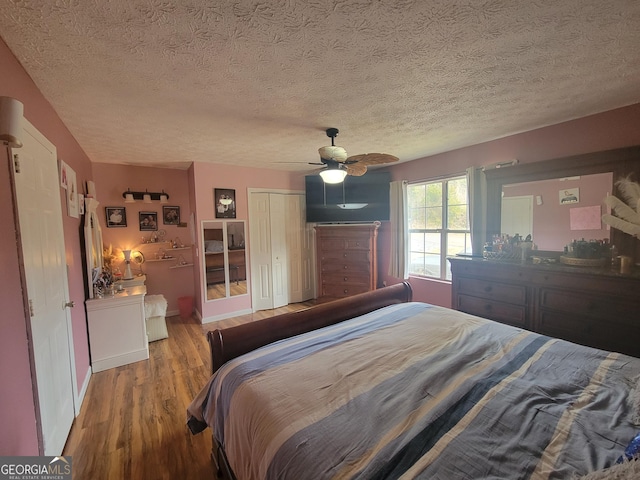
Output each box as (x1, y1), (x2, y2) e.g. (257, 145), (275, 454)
(191, 162), (303, 321)
(383, 103), (640, 307)
(503, 172), (612, 250)
(92, 163), (194, 313)
(1, 38), (92, 454)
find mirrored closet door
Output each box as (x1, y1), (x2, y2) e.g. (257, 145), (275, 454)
(202, 220), (247, 300)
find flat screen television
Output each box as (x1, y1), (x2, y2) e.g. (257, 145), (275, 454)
(305, 171), (391, 223)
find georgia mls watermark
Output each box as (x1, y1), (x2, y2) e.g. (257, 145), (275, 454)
(0, 456), (71, 480)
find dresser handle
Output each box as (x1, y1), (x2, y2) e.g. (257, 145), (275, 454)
(344, 265), (348, 269)
(343, 289), (348, 294)
(343, 277), (348, 281)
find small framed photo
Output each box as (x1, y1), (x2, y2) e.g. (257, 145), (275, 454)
(560, 188), (580, 205)
(162, 206), (181, 225)
(215, 188), (236, 219)
(105, 207), (127, 227)
(139, 211), (158, 231)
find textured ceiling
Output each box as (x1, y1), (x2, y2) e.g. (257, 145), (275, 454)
(1, 1), (639, 172)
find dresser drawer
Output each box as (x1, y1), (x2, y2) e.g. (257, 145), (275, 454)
(457, 294), (527, 328)
(321, 260), (371, 275)
(319, 250), (371, 263)
(539, 288), (637, 320)
(322, 272), (372, 286)
(537, 310), (640, 357)
(456, 277), (527, 305)
(321, 283), (371, 298)
(319, 236), (372, 251)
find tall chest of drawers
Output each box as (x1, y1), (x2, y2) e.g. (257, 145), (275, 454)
(315, 223), (379, 299)
(449, 257), (640, 358)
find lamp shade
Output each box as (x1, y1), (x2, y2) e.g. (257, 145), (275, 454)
(124, 193), (135, 203)
(143, 193), (152, 203)
(319, 168), (347, 184)
(0, 96), (24, 148)
(159, 194), (168, 204)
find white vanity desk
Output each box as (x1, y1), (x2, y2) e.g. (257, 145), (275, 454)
(85, 285), (148, 373)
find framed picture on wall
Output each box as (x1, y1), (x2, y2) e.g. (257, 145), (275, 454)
(560, 188), (580, 204)
(139, 211), (158, 231)
(162, 206), (180, 225)
(105, 207), (127, 227)
(215, 188), (236, 219)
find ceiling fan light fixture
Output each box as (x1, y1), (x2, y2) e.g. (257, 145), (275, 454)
(319, 168), (347, 184)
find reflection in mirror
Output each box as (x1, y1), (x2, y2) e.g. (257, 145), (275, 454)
(203, 220), (247, 300)
(501, 172), (612, 251)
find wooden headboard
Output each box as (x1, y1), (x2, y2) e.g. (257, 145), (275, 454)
(206, 282), (413, 374)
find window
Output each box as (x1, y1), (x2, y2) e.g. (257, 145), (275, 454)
(407, 176), (471, 281)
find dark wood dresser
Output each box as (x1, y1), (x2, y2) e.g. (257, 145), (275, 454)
(315, 223), (379, 299)
(449, 257), (640, 358)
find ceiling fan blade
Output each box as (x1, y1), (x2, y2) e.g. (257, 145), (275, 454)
(346, 153), (399, 166)
(346, 163), (367, 176)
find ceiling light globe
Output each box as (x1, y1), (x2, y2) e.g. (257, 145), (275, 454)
(319, 169), (347, 184)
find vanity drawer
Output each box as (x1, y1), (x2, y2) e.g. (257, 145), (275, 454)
(456, 277), (527, 305)
(457, 294), (527, 328)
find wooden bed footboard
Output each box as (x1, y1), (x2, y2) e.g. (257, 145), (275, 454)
(207, 282), (413, 374)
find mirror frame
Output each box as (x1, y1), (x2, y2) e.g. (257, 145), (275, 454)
(484, 145), (640, 256)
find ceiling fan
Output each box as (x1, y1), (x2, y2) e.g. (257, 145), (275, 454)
(311, 128), (399, 183)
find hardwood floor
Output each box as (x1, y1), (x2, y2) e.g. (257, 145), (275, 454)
(63, 302), (316, 479)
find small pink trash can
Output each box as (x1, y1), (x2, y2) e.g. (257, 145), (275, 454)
(177, 296), (194, 318)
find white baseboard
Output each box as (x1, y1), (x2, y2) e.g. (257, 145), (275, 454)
(166, 308), (179, 317)
(74, 367), (92, 416)
(201, 308), (253, 324)
(91, 348), (149, 373)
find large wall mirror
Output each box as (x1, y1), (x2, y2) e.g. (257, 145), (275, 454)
(202, 220), (247, 300)
(84, 197), (104, 298)
(485, 146), (640, 256)
(501, 172), (612, 251)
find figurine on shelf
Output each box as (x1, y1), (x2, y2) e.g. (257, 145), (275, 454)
(172, 236), (185, 248)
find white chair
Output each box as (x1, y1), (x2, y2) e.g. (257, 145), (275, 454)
(144, 294), (168, 342)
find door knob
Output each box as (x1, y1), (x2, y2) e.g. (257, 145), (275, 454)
(65, 301), (75, 308)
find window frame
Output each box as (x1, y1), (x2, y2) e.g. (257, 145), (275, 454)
(406, 174), (470, 281)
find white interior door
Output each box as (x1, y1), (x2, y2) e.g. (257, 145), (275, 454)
(249, 191), (303, 311)
(285, 194), (313, 303)
(249, 192), (274, 311)
(269, 194), (288, 309)
(12, 120), (76, 455)
(502, 195), (534, 238)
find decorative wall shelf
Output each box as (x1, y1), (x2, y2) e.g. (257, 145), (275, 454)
(169, 263), (194, 269)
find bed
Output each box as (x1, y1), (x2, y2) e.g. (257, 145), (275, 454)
(188, 282), (640, 480)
